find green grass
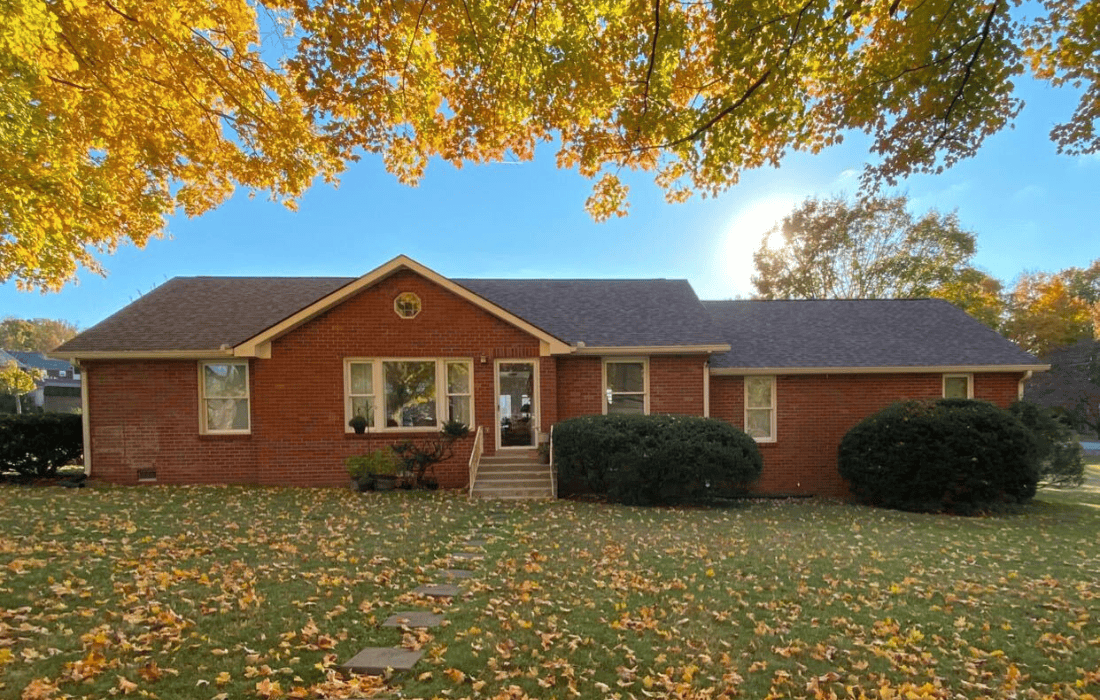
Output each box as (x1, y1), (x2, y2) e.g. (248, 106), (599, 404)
(1, 484), (1098, 700)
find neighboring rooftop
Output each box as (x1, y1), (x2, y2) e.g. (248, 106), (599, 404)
(1, 350), (75, 372)
(703, 298), (1045, 369)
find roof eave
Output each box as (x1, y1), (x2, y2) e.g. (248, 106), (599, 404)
(709, 364), (1051, 375)
(48, 349), (236, 362)
(572, 344), (731, 356)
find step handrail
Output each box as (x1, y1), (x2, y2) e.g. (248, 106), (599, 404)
(467, 425), (484, 497)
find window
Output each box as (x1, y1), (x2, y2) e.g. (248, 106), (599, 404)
(943, 374), (973, 399)
(745, 375), (776, 442)
(200, 361), (250, 433)
(604, 359), (647, 415)
(345, 358), (473, 431)
(394, 292), (421, 319)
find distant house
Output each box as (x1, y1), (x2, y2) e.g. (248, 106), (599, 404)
(0, 350), (83, 413)
(52, 255), (1046, 496)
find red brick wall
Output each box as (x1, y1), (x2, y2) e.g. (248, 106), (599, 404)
(709, 371), (1026, 497)
(555, 355), (708, 420)
(85, 269), (543, 488)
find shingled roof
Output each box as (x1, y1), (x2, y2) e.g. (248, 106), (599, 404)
(702, 298), (1045, 370)
(55, 277), (354, 353)
(54, 272), (727, 354)
(455, 278), (727, 348)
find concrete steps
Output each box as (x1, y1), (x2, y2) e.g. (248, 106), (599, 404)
(471, 453), (554, 499)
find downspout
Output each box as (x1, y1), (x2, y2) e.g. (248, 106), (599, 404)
(1018, 370), (1033, 401)
(703, 359), (710, 418)
(78, 361), (91, 477)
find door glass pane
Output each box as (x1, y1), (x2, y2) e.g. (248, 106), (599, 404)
(607, 362), (644, 392)
(384, 361), (436, 427)
(499, 362), (535, 447)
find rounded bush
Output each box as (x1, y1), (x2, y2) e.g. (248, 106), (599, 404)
(838, 399), (1039, 513)
(554, 414), (762, 505)
(0, 412), (83, 477)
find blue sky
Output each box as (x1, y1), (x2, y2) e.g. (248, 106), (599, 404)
(3, 78), (1097, 331)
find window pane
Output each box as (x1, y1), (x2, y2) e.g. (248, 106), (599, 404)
(350, 363), (373, 395)
(351, 396), (375, 423)
(449, 395), (471, 426)
(607, 362), (644, 392)
(384, 361), (436, 427)
(447, 362), (470, 394)
(746, 376), (772, 408)
(746, 408), (772, 439)
(607, 394), (645, 415)
(944, 376), (969, 399)
(206, 398), (248, 431)
(204, 363), (246, 398)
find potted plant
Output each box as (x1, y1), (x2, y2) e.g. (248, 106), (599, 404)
(348, 414), (369, 434)
(441, 419), (470, 440)
(345, 448), (401, 491)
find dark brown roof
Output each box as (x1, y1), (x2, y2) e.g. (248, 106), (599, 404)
(703, 298), (1045, 369)
(55, 277), (353, 352)
(455, 278), (727, 347)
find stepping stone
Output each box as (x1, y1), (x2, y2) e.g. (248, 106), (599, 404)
(451, 551), (484, 561)
(439, 568), (474, 579)
(382, 611), (445, 628)
(463, 538), (488, 546)
(341, 647), (423, 675)
(414, 583), (461, 597)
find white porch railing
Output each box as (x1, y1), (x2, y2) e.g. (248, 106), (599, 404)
(467, 425), (484, 497)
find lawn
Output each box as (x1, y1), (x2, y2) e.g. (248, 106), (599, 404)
(1, 479), (1098, 700)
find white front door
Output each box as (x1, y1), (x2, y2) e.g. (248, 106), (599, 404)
(495, 360), (537, 449)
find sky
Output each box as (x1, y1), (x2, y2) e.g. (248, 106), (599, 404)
(2, 77), (1097, 331)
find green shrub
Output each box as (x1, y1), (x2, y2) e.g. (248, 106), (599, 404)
(838, 399), (1040, 514)
(553, 414), (762, 505)
(1009, 401), (1085, 488)
(0, 413), (83, 477)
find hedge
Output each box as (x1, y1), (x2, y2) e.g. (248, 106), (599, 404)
(0, 413), (83, 477)
(553, 414), (762, 505)
(838, 399), (1039, 514)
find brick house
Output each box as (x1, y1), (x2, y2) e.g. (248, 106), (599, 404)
(53, 255), (1046, 497)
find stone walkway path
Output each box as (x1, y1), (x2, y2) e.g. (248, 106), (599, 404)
(338, 509), (507, 676)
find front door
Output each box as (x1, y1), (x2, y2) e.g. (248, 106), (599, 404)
(495, 360), (537, 449)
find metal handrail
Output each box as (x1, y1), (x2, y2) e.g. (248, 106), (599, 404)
(467, 425), (484, 497)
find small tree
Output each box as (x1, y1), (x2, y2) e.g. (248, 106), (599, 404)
(0, 361), (40, 414)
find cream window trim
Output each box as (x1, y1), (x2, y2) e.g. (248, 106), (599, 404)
(602, 357), (649, 416)
(344, 357), (475, 433)
(744, 375), (776, 443)
(198, 360), (251, 435)
(943, 373), (974, 399)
